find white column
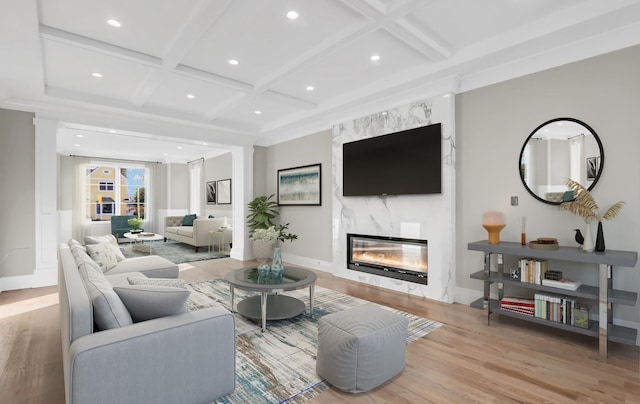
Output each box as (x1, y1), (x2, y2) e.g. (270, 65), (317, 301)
(33, 117), (59, 287)
(230, 145), (254, 261)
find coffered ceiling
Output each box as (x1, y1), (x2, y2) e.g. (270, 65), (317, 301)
(2, 0), (640, 162)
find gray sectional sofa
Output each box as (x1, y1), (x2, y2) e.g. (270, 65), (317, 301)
(58, 240), (236, 404)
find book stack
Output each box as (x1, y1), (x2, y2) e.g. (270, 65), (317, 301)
(534, 292), (579, 325)
(518, 258), (548, 285)
(541, 278), (582, 291)
(500, 296), (535, 317)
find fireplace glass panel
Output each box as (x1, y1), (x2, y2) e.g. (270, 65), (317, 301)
(348, 234), (427, 275)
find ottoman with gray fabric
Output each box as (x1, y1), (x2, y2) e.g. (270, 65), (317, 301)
(316, 303), (409, 393)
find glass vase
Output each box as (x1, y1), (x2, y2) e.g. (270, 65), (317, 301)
(271, 247), (283, 283)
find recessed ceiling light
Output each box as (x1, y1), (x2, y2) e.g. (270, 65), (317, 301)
(381, 111), (388, 116)
(306, 86), (314, 91)
(92, 72), (103, 78)
(107, 19), (121, 28)
(202, 142), (208, 146)
(286, 10), (299, 20)
(76, 134), (84, 138)
(254, 110), (262, 115)
(186, 94), (195, 99)
(73, 144), (81, 147)
(443, 93), (451, 98)
(108, 129), (116, 133)
(163, 153), (169, 156)
(228, 59), (239, 66)
(370, 55), (380, 62)
(177, 146), (183, 150)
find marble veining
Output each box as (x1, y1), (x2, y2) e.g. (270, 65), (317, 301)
(332, 95), (456, 303)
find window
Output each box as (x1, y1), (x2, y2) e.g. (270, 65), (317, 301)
(99, 181), (114, 191)
(87, 164), (149, 221)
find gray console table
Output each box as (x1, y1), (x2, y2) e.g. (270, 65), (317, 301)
(468, 240), (638, 359)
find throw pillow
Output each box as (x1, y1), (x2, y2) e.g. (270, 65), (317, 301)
(128, 277), (186, 288)
(85, 234), (126, 261)
(81, 262), (133, 330)
(182, 214), (197, 226)
(113, 285), (190, 322)
(86, 243), (119, 272)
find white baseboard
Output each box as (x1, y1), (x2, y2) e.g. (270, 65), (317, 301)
(0, 266), (57, 292)
(281, 253), (333, 273)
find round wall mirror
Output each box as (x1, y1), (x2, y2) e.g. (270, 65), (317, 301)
(519, 117), (604, 205)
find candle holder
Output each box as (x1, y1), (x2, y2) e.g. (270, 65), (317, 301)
(482, 211), (506, 244)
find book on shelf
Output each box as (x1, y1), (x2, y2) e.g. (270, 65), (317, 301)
(500, 296), (534, 317)
(534, 292), (578, 325)
(541, 278), (582, 291)
(518, 258), (548, 285)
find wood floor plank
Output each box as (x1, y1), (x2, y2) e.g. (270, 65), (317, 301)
(0, 257), (638, 403)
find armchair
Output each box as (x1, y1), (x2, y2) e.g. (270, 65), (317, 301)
(111, 215), (136, 239)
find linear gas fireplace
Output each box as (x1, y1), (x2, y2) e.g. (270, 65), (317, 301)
(347, 234), (427, 285)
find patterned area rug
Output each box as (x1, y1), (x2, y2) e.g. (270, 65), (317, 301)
(186, 278), (443, 404)
(123, 239), (229, 263)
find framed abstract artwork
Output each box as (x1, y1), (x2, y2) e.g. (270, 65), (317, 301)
(277, 163), (321, 206)
(217, 179), (231, 204)
(206, 181), (216, 204)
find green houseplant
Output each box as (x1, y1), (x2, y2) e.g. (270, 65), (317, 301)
(127, 217), (143, 233)
(247, 194), (297, 261)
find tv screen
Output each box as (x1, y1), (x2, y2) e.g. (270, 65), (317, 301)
(342, 123), (441, 196)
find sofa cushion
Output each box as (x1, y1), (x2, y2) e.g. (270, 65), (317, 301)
(86, 242), (119, 272)
(183, 214), (197, 226)
(80, 259), (133, 330)
(85, 235), (126, 261)
(128, 277), (186, 288)
(177, 227), (194, 237)
(165, 226), (180, 235)
(105, 255), (179, 279)
(113, 285), (190, 322)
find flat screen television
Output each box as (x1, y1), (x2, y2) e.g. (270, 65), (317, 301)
(342, 123), (441, 196)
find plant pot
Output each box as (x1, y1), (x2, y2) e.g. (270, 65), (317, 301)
(252, 239), (275, 261)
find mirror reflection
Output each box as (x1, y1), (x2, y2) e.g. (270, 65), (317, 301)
(519, 117), (604, 205)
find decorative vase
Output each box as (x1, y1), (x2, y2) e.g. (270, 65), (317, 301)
(252, 239), (275, 261)
(257, 261), (270, 284)
(271, 247), (283, 283)
(595, 221), (605, 252)
(582, 222), (594, 252)
(482, 211), (506, 244)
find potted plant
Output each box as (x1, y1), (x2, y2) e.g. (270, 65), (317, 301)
(247, 195), (297, 261)
(127, 217), (143, 233)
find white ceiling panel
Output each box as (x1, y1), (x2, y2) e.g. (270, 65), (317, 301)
(181, 0), (369, 84)
(39, 0), (200, 58)
(42, 40), (155, 101)
(411, 0), (583, 51)
(145, 72), (245, 117)
(272, 28), (430, 105)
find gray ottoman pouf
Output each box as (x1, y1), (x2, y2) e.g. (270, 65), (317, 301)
(316, 303), (409, 393)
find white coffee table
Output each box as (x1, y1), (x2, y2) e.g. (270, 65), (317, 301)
(124, 232), (163, 255)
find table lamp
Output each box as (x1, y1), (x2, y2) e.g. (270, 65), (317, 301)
(482, 211), (506, 244)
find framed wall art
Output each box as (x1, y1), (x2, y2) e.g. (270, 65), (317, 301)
(217, 179), (231, 204)
(277, 163), (321, 206)
(206, 181), (216, 204)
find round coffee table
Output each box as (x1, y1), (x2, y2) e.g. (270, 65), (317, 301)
(123, 232), (163, 255)
(224, 266), (317, 332)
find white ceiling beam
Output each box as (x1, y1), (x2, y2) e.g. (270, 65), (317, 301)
(202, 92), (252, 121)
(129, 0), (233, 106)
(39, 25), (161, 67)
(339, 0), (450, 60)
(174, 64), (254, 92)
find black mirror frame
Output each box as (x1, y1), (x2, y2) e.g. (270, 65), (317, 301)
(519, 117), (604, 205)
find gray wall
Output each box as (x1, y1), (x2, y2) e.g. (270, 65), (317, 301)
(0, 108), (36, 277)
(204, 152), (233, 216)
(263, 130), (333, 262)
(456, 44), (640, 323)
(168, 163), (189, 210)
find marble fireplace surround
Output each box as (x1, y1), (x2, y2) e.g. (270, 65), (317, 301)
(332, 95), (455, 303)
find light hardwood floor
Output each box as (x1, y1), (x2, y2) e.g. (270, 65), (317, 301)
(1, 257), (638, 403)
